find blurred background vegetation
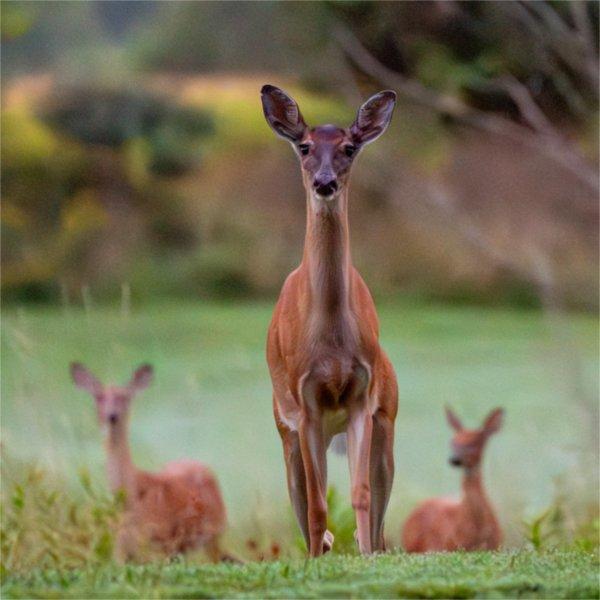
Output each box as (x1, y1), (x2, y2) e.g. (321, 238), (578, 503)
(2, 0), (598, 309)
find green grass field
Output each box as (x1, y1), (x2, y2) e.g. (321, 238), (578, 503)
(2, 551), (598, 599)
(2, 300), (598, 597)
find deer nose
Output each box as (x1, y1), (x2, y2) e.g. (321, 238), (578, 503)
(313, 175), (338, 197)
(449, 456), (462, 467)
(108, 413), (119, 424)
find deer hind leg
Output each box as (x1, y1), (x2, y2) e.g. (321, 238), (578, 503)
(369, 410), (395, 552)
(347, 405), (373, 554)
(298, 410), (329, 557)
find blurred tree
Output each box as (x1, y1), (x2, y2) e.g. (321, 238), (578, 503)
(1, 2), (105, 76)
(129, 1), (341, 87)
(41, 86), (214, 176)
(1, 1), (37, 41)
(331, 1), (598, 122)
(1, 86), (214, 301)
(331, 1), (598, 190)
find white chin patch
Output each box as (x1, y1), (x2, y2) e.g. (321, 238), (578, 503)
(315, 193), (336, 202)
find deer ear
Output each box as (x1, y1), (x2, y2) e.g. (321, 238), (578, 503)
(129, 364), (153, 392)
(350, 90), (396, 145)
(483, 408), (504, 435)
(261, 85), (308, 142)
(445, 406), (463, 431)
(70, 362), (102, 394)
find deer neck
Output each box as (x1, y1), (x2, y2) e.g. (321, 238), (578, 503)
(461, 467), (493, 521)
(105, 419), (136, 499)
(302, 188), (353, 326)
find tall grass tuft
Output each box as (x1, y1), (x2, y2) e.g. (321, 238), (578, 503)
(1, 452), (122, 577)
(522, 476), (600, 552)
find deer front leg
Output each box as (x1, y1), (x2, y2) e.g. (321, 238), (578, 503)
(347, 406), (373, 554)
(298, 411), (328, 557)
(281, 427), (310, 547)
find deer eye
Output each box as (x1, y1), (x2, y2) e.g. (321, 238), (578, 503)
(344, 145), (357, 157)
(298, 144), (310, 156)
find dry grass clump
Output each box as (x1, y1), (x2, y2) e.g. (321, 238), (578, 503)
(1, 454), (122, 576)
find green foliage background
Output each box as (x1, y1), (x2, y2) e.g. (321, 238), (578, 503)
(2, 1), (598, 308)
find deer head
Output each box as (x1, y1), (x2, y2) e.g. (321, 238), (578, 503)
(261, 85), (396, 200)
(445, 406), (504, 470)
(70, 362), (153, 429)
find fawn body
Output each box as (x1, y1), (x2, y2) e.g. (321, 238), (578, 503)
(71, 363), (226, 560)
(261, 85), (399, 556)
(402, 407), (504, 552)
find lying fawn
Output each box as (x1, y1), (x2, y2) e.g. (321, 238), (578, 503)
(70, 362), (227, 560)
(261, 85), (399, 556)
(402, 407), (504, 552)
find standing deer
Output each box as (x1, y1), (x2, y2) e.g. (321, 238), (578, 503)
(402, 407), (504, 552)
(261, 85), (399, 556)
(70, 362), (227, 560)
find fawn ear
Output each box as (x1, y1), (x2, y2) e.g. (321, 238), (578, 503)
(445, 405), (463, 431)
(70, 362), (102, 394)
(483, 408), (504, 435)
(261, 85), (308, 142)
(350, 90), (396, 145)
(129, 364), (153, 392)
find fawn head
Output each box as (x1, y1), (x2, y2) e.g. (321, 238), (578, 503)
(70, 362), (153, 429)
(445, 406), (504, 470)
(261, 85), (396, 200)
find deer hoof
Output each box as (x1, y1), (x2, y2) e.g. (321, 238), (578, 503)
(323, 529), (334, 553)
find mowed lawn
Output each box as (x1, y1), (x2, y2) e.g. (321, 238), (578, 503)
(1, 300), (598, 597)
(2, 551), (598, 599)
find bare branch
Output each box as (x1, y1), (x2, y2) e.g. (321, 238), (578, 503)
(494, 74), (593, 180)
(497, 75), (556, 136)
(424, 181), (533, 282)
(497, 2), (595, 111)
(333, 23), (467, 117)
(523, 0), (572, 38)
(569, 0), (600, 87)
(520, 0), (599, 90)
